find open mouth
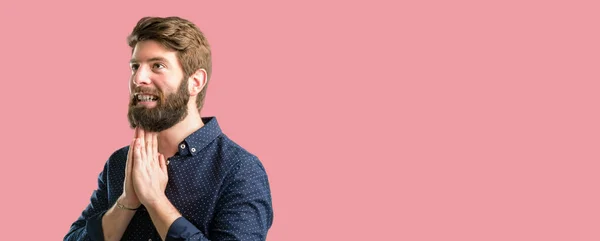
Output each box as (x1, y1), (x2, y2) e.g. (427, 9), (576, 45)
(136, 94), (159, 102)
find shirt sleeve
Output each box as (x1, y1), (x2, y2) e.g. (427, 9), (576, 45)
(64, 161), (110, 241)
(165, 156), (274, 241)
(165, 216), (210, 240)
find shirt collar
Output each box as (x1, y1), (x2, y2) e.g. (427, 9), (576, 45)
(177, 116), (222, 157)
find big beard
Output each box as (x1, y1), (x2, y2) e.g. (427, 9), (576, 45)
(127, 78), (189, 132)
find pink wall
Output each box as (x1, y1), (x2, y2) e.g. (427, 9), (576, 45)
(0, 0), (598, 240)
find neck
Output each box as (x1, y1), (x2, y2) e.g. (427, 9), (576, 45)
(157, 107), (204, 158)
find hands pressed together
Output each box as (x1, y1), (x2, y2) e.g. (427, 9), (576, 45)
(120, 127), (169, 209)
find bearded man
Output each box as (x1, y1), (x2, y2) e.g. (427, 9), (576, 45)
(64, 16), (273, 241)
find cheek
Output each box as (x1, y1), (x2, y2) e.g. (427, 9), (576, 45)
(160, 79), (181, 93)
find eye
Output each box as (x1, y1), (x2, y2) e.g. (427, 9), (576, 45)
(153, 63), (166, 69)
(130, 64), (139, 71)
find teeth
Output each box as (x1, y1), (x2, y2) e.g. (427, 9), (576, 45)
(137, 94), (157, 101)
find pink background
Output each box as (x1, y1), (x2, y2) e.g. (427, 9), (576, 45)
(1, 0), (599, 240)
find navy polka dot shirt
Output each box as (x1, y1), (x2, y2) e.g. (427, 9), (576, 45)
(64, 117), (273, 240)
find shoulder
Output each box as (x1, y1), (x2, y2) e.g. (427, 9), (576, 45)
(215, 134), (269, 179)
(110, 145), (129, 159)
(91, 145), (129, 180)
(217, 134), (264, 166)
(104, 145), (130, 169)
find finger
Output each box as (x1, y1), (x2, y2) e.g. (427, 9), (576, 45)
(150, 133), (158, 169)
(146, 132), (154, 167)
(139, 130), (147, 166)
(153, 132), (158, 160)
(145, 130), (152, 149)
(136, 127), (143, 140)
(133, 138), (142, 170)
(129, 128), (138, 173)
(159, 154), (168, 174)
(126, 138), (135, 173)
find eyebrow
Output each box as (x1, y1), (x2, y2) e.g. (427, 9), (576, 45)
(129, 57), (169, 64)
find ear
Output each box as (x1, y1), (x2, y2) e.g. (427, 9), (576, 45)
(188, 69), (208, 96)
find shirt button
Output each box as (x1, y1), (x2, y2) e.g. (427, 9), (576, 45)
(191, 147), (196, 152)
(180, 143), (186, 149)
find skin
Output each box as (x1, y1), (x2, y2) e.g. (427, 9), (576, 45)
(101, 40), (208, 241)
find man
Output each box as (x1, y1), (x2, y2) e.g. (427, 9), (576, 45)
(64, 16), (273, 241)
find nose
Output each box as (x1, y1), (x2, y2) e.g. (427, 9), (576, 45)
(132, 65), (152, 86)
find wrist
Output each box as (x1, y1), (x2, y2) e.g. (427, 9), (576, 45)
(117, 195), (141, 210)
(143, 194), (169, 211)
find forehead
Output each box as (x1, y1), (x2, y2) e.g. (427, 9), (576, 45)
(130, 40), (179, 64)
